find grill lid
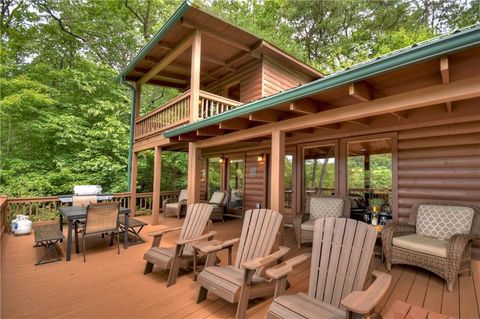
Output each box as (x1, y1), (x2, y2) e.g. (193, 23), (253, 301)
(73, 185), (102, 196)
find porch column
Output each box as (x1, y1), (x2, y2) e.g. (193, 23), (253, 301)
(130, 151), (138, 217)
(151, 146), (162, 225)
(190, 30), (202, 122)
(187, 142), (201, 205)
(270, 129), (285, 214)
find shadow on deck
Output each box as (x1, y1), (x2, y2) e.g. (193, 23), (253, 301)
(1, 215), (479, 318)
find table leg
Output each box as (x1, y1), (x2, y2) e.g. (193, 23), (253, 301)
(59, 214), (64, 242)
(124, 214), (129, 249)
(66, 219), (73, 261)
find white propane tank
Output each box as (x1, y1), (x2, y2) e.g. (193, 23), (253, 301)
(11, 215), (32, 235)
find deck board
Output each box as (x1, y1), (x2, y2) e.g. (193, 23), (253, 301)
(1, 215), (479, 319)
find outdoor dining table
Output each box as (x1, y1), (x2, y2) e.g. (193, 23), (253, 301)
(59, 206), (130, 261)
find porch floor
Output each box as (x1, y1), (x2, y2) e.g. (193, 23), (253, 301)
(1, 215), (479, 319)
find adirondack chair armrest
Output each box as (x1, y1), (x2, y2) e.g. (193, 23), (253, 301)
(341, 270), (391, 315)
(265, 253), (312, 280)
(176, 231), (218, 245)
(242, 246), (290, 270)
(195, 237), (240, 254)
(148, 226), (183, 237)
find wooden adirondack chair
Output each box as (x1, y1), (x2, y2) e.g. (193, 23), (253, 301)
(267, 218), (392, 319)
(195, 208), (288, 319)
(143, 203), (215, 287)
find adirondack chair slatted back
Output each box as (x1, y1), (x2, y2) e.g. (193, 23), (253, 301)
(179, 203), (213, 254)
(234, 209), (283, 270)
(308, 218), (377, 308)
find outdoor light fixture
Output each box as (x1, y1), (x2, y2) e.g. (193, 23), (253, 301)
(218, 156), (225, 164)
(257, 154), (264, 162)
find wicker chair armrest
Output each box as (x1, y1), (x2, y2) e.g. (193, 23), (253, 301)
(447, 233), (476, 260)
(162, 198), (176, 210)
(194, 237), (240, 254)
(381, 223), (416, 245)
(266, 253), (311, 280)
(148, 226), (183, 237)
(242, 246), (290, 270)
(341, 271), (391, 315)
(176, 231), (217, 246)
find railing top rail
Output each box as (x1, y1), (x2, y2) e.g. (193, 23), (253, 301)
(199, 90), (242, 106)
(135, 90), (191, 123)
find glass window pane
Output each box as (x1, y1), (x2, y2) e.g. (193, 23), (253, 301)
(228, 159), (244, 209)
(207, 158), (221, 199)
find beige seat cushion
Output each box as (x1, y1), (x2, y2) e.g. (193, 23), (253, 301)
(309, 197), (344, 220)
(165, 202), (179, 209)
(300, 219), (315, 232)
(392, 234), (448, 258)
(416, 204), (474, 240)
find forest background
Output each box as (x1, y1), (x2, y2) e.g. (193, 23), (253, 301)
(1, 0), (478, 197)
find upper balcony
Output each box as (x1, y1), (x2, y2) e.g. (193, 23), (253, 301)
(134, 90), (242, 141)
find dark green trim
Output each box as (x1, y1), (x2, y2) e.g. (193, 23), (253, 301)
(122, 79), (136, 192)
(164, 25), (480, 138)
(117, 1), (192, 81)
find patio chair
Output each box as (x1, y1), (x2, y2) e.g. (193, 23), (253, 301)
(195, 208), (286, 319)
(382, 201), (480, 291)
(143, 203), (215, 287)
(294, 195), (350, 248)
(163, 189), (187, 218)
(206, 191), (228, 222)
(76, 202), (120, 262)
(267, 217), (391, 319)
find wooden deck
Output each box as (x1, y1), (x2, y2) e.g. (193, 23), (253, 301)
(1, 216), (479, 319)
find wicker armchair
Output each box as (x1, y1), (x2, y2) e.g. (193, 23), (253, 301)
(207, 191), (228, 222)
(163, 189), (187, 218)
(294, 195), (350, 248)
(382, 201), (480, 292)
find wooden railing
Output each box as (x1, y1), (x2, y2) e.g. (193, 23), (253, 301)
(133, 90), (242, 141)
(135, 90), (191, 140)
(1, 196), (7, 237)
(1, 191), (182, 231)
(198, 91), (242, 120)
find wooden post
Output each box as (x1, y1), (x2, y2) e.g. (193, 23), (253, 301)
(151, 146), (162, 225)
(187, 143), (201, 205)
(190, 30), (202, 122)
(130, 151), (138, 217)
(270, 129), (285, 214)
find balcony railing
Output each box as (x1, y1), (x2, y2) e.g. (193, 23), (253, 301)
(198, 91), (241, 120)
(135, 90), (191, 140)
(1, 191), (181, 231)
(134, 90), (242, 141)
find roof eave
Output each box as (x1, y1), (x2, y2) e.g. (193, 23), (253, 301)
(116, 0), (192, 82)
(164, 25), (480, 138)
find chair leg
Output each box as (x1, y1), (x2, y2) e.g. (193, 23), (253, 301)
(167, 254), (182, 287)
(144, 262), (154, 274)
(116, 231), (120, 255)
(83, 235), (86, 263)
(236, 284), (251, 319)
(74, 222), (80, 254)
(197, 287), (208, 303)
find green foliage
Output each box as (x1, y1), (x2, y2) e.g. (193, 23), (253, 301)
(1, 0), (477, 197)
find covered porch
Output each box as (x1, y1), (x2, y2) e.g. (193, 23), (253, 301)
(2, 214), (479, 319)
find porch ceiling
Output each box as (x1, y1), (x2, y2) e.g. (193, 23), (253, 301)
(119, 2), (321, 89)
(164, 26), (480, 146)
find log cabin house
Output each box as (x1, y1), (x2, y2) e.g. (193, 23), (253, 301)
(2, 2), (480, 318)
(119, 1), (480, 251)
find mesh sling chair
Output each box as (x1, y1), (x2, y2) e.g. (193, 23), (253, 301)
(76, 202), (121, 262)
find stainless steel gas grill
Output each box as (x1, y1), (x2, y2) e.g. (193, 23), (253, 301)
(58, 185), (113, 203)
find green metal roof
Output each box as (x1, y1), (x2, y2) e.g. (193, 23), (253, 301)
(117, 1), (192, 81)
(164, 25), (480, 138)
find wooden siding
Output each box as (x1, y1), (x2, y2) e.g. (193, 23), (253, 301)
(397, 121), (480, 220)
(244, 151), (267, 211)
(263, 55), (314, 97)
(203, 60), (262, 103)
